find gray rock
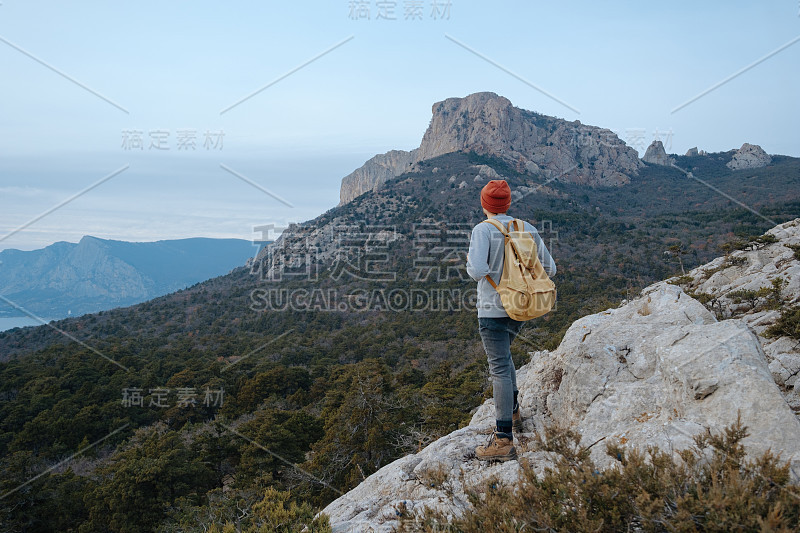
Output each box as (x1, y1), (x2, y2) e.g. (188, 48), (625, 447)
(322, 275), (800, 530)
(416, 92), (642, 187)
(679, 218), (800, 407)
(524, 160), (541, 174)
(685, 147), (699, 156)
(474, 164), (500, 179)
(339, 149), (418, 205)
(642, 140), (675, 166)
(770, 352), (800, 388)
(727, 143), (772, 170)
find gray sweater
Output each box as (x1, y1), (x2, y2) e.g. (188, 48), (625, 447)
(466, 214), (557, 318)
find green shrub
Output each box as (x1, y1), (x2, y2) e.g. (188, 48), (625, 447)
(765, 305), (800, 340)
(667, 274), (694, 286)
(721, 234), (778, 254)
(402, 417), (799, 532)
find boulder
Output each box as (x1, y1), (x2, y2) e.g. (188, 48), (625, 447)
(642, 140), (674, 166)
(727, 143), (772, 170)
(474, 164), (500, 179)
(322, 273), (800, 530)
(675, 218), (800, 410)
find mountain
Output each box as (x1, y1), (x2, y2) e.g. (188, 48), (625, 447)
(0, 236), (256, 320)
(322, 218), (800, 531)
(2, 93), (800, 531)
(339, 92), (643, 204)
(4, 147), (800, 360)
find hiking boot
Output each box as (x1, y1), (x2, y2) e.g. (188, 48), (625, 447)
(512, 408), (523, 431)
(475, 431), (517, 462)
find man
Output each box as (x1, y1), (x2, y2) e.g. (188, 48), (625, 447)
(466, 179), (557, 461)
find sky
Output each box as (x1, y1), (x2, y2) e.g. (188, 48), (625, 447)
(0, 0), (798, 251)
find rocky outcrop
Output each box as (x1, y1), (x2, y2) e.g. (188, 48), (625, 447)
(642, 140), (674, 166)
(322, 219), (800, 532)
(685, 147), (698, 156)
(472, 164), (500, 181)
(674, 218), (800, 410)
(339, 149), (418, 205)
(338, 92), (644, 204)
(727, 143), (772, 170)
(416, 92), (642, 186)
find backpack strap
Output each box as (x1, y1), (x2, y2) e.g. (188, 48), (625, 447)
(480, 218), (508, 288)
(483, 218), (528, 234)
(481, 218), (508, 235)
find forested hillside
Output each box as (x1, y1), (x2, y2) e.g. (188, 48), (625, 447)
(1, 150), (799, 531)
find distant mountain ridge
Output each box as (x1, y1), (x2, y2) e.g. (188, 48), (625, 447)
(339, 91), (644, 204)
(0, 236), (256, 320)
(339, 92), (782, 206)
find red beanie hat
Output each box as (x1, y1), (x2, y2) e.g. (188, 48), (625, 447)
(480, 180), (511, 213)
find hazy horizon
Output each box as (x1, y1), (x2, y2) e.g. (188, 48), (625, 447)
(2, 0), (798, 251)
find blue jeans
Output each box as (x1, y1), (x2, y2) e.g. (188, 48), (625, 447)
(478, 317), (524, 428)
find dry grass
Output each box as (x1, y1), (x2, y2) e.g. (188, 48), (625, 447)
(401, 416), (800, 532)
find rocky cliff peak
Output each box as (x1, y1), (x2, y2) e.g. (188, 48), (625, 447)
(642, 140), (674, 166)
(322, 218), (800, 531)
(727, 142), (772, 170)
(338, 92), (644, 204)
(339, 149), (418, 205)
(415, 91), (515, 161)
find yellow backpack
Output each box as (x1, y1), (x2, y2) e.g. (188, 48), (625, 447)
(482, 218), (556, 321)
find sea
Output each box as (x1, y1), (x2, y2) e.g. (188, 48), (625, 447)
(0, 317), (51, 332)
